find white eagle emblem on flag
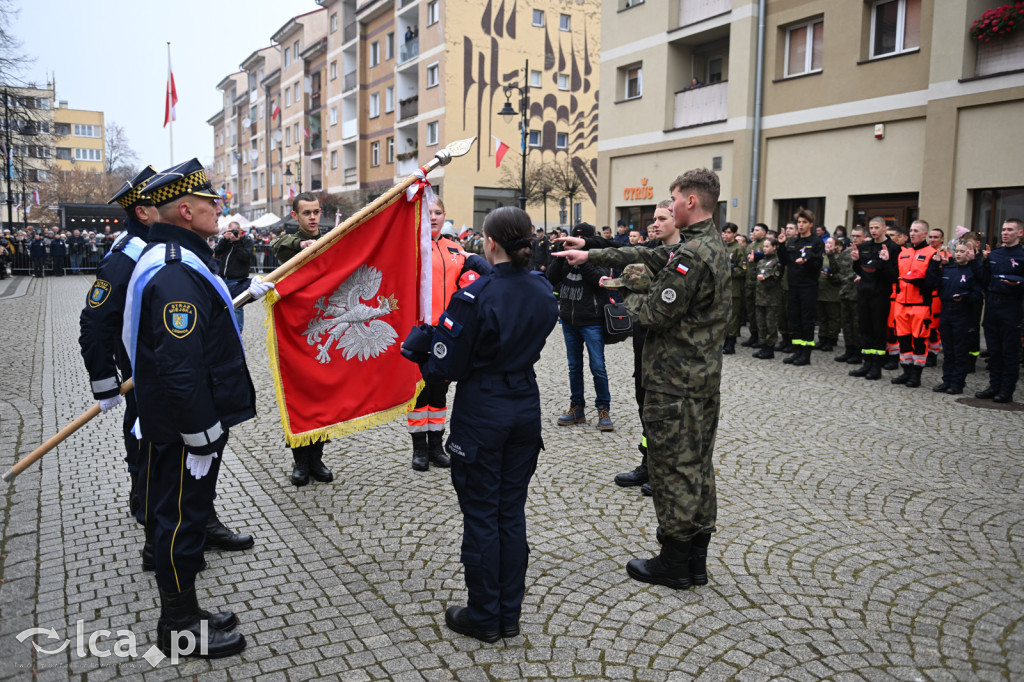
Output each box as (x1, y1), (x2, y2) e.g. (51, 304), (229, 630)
(303, 264), (399, 363)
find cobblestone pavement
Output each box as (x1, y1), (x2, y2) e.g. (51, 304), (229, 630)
(1, 275), (1022, 681)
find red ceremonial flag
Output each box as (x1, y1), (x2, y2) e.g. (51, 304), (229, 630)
(264, 190), (429, 445)
(271, 105), (281, 120)
(163, 54), (178, 128)
(494, 136), (510, 168)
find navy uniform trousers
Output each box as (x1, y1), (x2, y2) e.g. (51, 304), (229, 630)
(983, 293), (1023, 395)
(448, 371), (542, 632)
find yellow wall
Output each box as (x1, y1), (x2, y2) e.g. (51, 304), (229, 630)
(54, 108), (104, 173)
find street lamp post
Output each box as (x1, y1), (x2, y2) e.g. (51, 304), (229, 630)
(499, 59), (530, 211)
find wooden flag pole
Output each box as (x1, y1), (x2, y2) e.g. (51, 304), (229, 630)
(3, 137), (476, 485)
(231, 136), (476, 309)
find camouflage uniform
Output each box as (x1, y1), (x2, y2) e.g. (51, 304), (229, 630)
(754, 254), (783, 346)
(830, 250), (859, 352)
(816, 254), (842, 346)
(589, 217), (729, 543)
(724, 239), (747, 339)
(744, 237), (765, 341)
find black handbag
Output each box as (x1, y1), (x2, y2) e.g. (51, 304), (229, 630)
(603, 296), (632, 344)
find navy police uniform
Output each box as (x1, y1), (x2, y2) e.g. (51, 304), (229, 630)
(409, 262), (557, 633)
(937, 259), (983, 391)
(979, 242), (1024, 400)
(78, 166), (158, 523)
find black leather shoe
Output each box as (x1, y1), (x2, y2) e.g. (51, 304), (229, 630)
(427, 432), (451, 468)
(626, 540), (692, 590)
(740, 336), (758, 348)
(291, 449), (310, 486)
(500, 623), (520, 638)
(932, 382), (950, 393)
(782, 352), (799, 364)
(690, 533), (712, 586)
(640, 482), (653, 497)
(614, 465), (649, 487)
(205, 514), (254, 552)
(904, 365), (922, 388)
(882, 357), (899, 371)
(445, 606), (499, 643)
(891, 365), (911, 384)
(975, 387), (998, 400)
(791, 348), (811, 366)
(993, 393), (1014, 404)
(198, 608), (238, 631)
(925, 352), (937, 367)
(945, 385), (963, 395)
(157, 586), (246, 658)
(412, 448), (429, 471)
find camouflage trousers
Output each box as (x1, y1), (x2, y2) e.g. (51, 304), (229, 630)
(816, 300), (841, 341)
(755, 304), (779, 347)
(727, 293), (746, 337)
(839, 298), (859, 349)
(642, 389), (720, 543)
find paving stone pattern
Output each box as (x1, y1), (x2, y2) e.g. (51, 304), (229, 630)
(1, 275), (1022, 681)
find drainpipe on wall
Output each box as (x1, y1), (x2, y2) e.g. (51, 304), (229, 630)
(747, 0), (766, 231)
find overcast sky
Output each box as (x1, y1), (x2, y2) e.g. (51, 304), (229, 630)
(13, 0), (314, 172)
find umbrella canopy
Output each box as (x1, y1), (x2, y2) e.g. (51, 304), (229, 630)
(250, 212), (281, 228)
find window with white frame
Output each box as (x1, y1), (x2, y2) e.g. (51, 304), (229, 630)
(73, 123), (101, 137)
(427, 0), (439, 25)
(370, 92), (380, 118)
(528, 129), (541, 147)
(294, 83), (300, 101)
(284, 49), (290, 68)
(530, 70), (542, 87)
(870, 0), (920, 58)
(426, 120), (439, 145)
(387, 136), (394, 163)
(427, 62), (439, 87)
(331, 13), (338, 33)
(556, 132), (568, 149)
(624, 65), (641, 99)
(330, 61), (338, 80)
(293, 40), (300, 61)
(785, 19), (823, 77)
(370, 41), (380, 67)
(331, 150), (338, 169)
(385, 85), (394, 113)
(559, 14), (571, 31)
(286, 128), (291, 146)
(371, 141), (380, 166)
(285, 89), (292, 107)
(294, 123), (299, 143)
(386, 33), (395, 60)
(74, 148), (102, 161)
(557, 73), (569, 90)
(532, 9), (544, 26)
(330, 107), (338, 125)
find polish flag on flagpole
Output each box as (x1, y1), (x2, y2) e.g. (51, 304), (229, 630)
(288, 184), (296, 200)
(163, 52), (178, 128)
(32, 188), (40, 205)
(493, 136), (510, 168)
(272, 105), (281, 120)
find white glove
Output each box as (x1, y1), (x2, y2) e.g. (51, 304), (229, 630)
(247, 276), (275, 299)
(98, 395), (124, 413)
(185, 451), (219, 480)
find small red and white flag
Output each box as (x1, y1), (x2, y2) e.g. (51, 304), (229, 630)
(442, 316), (454, 330)
(493, 136), (510, 168)
(31, 188), (40, 205)
(271, 105), (281, 120)
(163, 52), (178, 128)
(676, 263), (689, 275)
(303, 127), (310, 139)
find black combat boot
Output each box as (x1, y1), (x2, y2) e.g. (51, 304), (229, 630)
(834, 346), (856, 363)
(308, 442), (334, 483)
(427, 431), (451, 468)
(864, 355), (884, 381)
(640, 482), (653, 496)
(777, 335), (794, 352)
(411, 432), (429, 471)
(792, 346), (811, 366)
(782, 347), (801, 364)
(689, 532), (712, 586)
(157, 586), (246, 658)
(615, 447), (649, 487)
(290, 448), (310, 486)
(625, 537), (692, 589)
(128, 470), (141, 518)
(967, 355), (977, 374)
(816, 338), (834, 352)
(904, 365), (922, 388)
(722, 336), (736, 355)
(925, 352), (937, 367)
(882, 354), (899, 371)
(740, 333), (759, 348)
(204, 510), (254, 552)
(975, 386), (998, 399)
(891, 364), (912, 384)
(848, 353), (871, 377)
(753, 344), (774, 359)
(141, 523), (155, 572)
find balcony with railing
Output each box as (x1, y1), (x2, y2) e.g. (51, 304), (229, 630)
(398, 37), (419, 65)
(678, 0), (731, 28)
(399, 96), (418, 121)
(343, 167), (357, 184)
(396, 157), (419, 176)
(310, 90), (321, 111)
(343, 20), (357, 43)
(342, 118), (357, 139)
(673, 80), (728, 129)
(343, 70), (357, 92)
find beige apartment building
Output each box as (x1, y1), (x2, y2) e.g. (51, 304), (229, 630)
(210, 0), (600, 230)
(53, 102), (104, 174)
(598, 0), (1024, 245)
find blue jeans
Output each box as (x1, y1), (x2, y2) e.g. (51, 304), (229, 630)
(226, 279), (246, 331)
(560, 321), (610, 410)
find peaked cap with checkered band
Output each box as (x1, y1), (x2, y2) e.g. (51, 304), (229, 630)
(142, 158), (220, 206)
(107, 166), (158, 209)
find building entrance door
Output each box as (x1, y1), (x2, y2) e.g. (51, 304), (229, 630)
(851, 193), (919, 230)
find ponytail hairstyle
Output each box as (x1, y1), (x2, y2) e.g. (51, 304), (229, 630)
(483, 206), (533, 268)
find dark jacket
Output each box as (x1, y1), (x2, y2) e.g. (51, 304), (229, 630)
(546, 252), (608, 327)
(938, 260), (983, 313)
(214, 234), (254, 279)
(980, 243), (1024, 300)
(853, 238), (900, 297)
(30, 237), (46, 258)
(778, 233), (823, 289)
(129, 222), (256, 454)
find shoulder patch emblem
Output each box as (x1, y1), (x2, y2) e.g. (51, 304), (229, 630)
(164, 302), (198, 339)
(675, 263), (689, 275)
(87, 280), (111, 308)
(661, 288), (677, 303)
(433, 341), (448, 359)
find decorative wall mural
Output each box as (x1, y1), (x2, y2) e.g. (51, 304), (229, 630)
(462, 0), (598, 204)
